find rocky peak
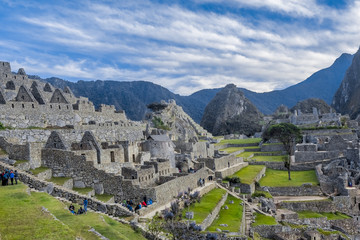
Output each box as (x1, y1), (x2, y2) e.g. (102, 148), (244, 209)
(332, 47), (360, 118)
(200, 84), (262, 136)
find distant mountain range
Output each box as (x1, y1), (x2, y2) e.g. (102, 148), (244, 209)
(29, 52), (353, 123)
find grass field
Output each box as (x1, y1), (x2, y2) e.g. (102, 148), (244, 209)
(95, 193), (114, 202)
(231, 165), (265, 184)
(207, 195), (243, 232)
(249, 155), (287, 162)
(48, 177), (72, 186)
(259, 168), (319, 187)
(14, 159), (28, 167)
(0, 183), (145, 240)
(182, 188), (226, 223)
(31, 166), (50, 175)
(297, 211), (351, 220)
(251, 212), (277, 227)
(73, 187), (94, 195)
(215, 138), (261, 146)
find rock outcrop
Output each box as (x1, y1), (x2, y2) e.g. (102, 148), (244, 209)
(200, 84), (262, 136)
(332, 47), (360, 119)
(290, 98), (333, 114)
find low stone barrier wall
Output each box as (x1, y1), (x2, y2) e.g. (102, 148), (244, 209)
(215, 162), (248, 179)
(265, 186), (322, 196)
(233, 166), (266, 194)
(249, 161), (315, 171)
(0, 161), (133, 217)
(199, 192), (228, 230)
(261, 144), (285, 152)
(252, 225), (292, 238)
(278, 200), (334, 212)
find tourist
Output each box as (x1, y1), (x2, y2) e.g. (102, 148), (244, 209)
(14, 170), (18, 184)
(3, 171), (8, 186)
(77, 207), (85, 215)
(69, 204), (76, 215)
(83, 198), (88, 213)
(141, 201), (147, 207)
(9, 170), (14, 185)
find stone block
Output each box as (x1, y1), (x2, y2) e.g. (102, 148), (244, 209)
(74, 180), (86, 188)
(94, 183), (104, 195)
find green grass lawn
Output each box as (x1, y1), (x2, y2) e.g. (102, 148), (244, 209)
(48, 177), (72, 186)
(31, 166), (50, 175)
(95, 194), (114, 202)
(231, 165), (265, 184)
(250, 155), (288, 162)
(0, 148), (7, 155)
(252, 190), (273, 199)
(298, 211), (351, 220)
(207, 195), (243, 232)
(236, 151), (254, 158)
(252, 212), (277, 227)
(182, 188), (226, 224)
(14, 159), (29, 167)
(73, 187), (94, 195)
(259, 169), (319, 187)
(215, 138), (261, 146)
(0, 182), (145, 240)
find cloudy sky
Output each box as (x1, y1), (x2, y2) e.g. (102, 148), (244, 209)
(0, 0), (360, 95)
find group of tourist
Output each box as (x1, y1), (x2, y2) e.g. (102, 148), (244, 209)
(68, 199), (88, 215)
(0, 169), (18, 186)
(122, 196), (153, 212)
(198, 177), (206, 187)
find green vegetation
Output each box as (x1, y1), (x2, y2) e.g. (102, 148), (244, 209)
(207, 195), (243, 232)
(297, 211), (351, 220)
(249, 155), (288, 162)
(215, 138), (261, 146)
(0, 183), (145, 240)
(31, 166), (50, 175)
(152, 116), (170, 131)
(0, 121), (13, 130)
(231, 165), (265, 184)
(252, 190), (272, 199)
(236, 151), (254, 158)
(73, 187), (94, 195)
(14, 159), (29, 167)
(251, 212), (277, 227)
(0, 147), (7, 156)
(259, 169), (319, 187)
(182, 188), (226, 223)
(48, 177), (72, 186)
(95, 194), (113, 202)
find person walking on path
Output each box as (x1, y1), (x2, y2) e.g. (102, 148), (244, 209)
(83, 199), (88, 214)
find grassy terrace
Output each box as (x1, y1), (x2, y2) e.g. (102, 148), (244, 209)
(73, 187), (94, 195)
(252, 212), (277, 227)
(249, 155), (287, 162)
(0, 183), (145, 240)
(207, 195), (243, 232)
(215, 138), (261, 146)
(182, 188), (226, 224)
(259, 168), (319, 187)
(297, 211), (351, 220)
(31, 166), (50, 175)
(48, 177), (72, 186)
(95, 194), (113, 202)
(230, 165), (265, 184)
(220, 146), (260, 154)
(14, 159), (28, 167)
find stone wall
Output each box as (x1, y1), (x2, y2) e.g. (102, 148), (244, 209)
(264, 186), (322, 196)
(199, 153), (243, 171)
(252, 225), (292, 239)
(214, 162), (248, 179)
(0, 137), (29, 160)
(278, 200), (335, 212)
(0, 161), (133, 217)
(199, 192), (228, 230)
(261, 144), (285, 152)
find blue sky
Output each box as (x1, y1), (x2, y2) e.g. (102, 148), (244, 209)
(0, 0), (359, 95)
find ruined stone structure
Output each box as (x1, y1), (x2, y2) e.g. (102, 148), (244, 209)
(290, 107), (341, 126)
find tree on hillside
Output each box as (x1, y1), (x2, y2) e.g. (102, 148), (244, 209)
(262, 123), (302, 180)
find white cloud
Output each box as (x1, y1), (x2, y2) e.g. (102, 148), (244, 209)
(1, 0), (360, 96)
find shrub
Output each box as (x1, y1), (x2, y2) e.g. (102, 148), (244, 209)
(229, 177), (241, 184)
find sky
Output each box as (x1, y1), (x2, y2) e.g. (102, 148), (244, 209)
(0, 0), (360, 96)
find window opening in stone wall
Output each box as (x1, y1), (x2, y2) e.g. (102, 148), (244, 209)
(22, 77), (24, 80)
(32, 104), (34, 108)
(14, 76), (16, 79)
(22, 104), (24, 108)
(110, 151), (115, 162)
(132, 154), (135, 162)
(5, 74), (7, 77)
(11, 104), (14, 108)
(50, 105), (52, 108)
(59, 105), (61, 109)
(67, 105), (69, 109)
(21, 95), (24, 100)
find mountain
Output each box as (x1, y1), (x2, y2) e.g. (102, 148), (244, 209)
(31, 52), (353, 123)
(200, 84), (262, 136)
(332, 48), (360, 119)
(290, 98), (333, 114)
